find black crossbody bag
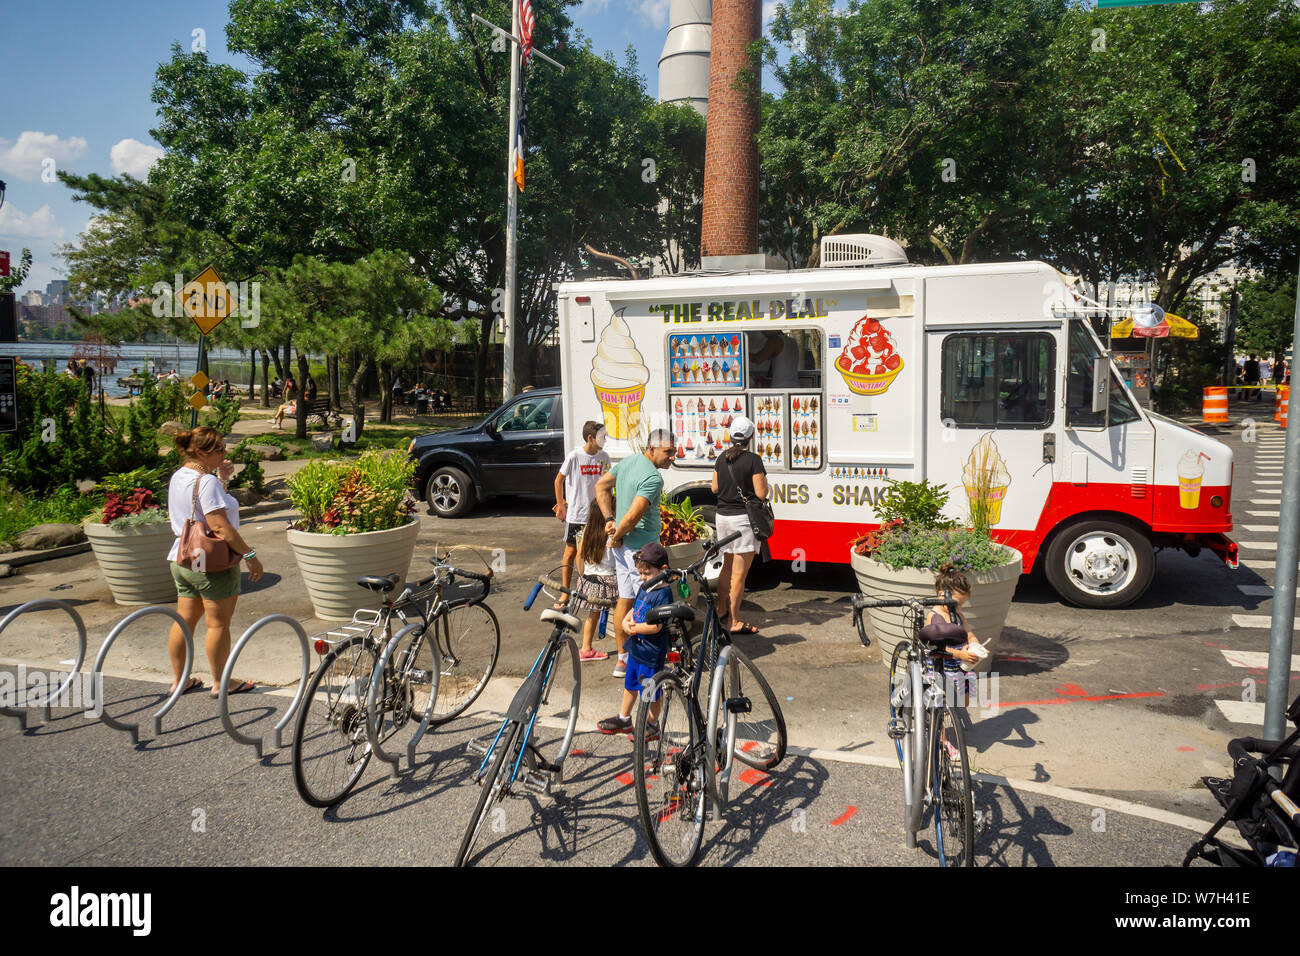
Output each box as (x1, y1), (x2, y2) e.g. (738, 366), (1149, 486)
(724, 454), (775, 541)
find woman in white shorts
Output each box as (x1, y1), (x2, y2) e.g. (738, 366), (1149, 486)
(710, 415), (768, 634)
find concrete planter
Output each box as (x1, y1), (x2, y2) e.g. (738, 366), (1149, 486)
(83, 519), (177, 606)
(850, 544), (1022, 668)
(287, 519), (420, 622)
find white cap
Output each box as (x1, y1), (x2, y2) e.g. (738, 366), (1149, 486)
(729, 415), (755, 441)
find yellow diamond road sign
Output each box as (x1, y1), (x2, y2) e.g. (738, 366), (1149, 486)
(182, 266), (234, 335)
(187, 392), (207, 412)
(190, 370), (209, 391)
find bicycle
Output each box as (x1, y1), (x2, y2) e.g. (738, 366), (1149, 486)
(632, 532), (788, 867)
(291, 553), (499, 808)
(852, 593), (974, 866)
(454, 575), (614, 867)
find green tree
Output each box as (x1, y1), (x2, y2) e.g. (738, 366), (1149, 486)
(1237, 273), (1297, 360)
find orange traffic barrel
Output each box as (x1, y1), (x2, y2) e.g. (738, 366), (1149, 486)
(1202, 387), (1228, 423)
(1276, 385), (1288, 422)
(1282, 388), (1290, 430)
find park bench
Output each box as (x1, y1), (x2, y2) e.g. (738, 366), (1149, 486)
(304, 398), (343, 430)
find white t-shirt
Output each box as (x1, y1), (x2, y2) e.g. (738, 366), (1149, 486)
(576, 530), (616, 577)
(166, 467), (240, 563)
(560, 447), (611, 524)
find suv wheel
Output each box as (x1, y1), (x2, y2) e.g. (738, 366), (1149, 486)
(425, 466), (477, 518)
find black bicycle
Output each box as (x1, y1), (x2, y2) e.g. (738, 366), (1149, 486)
(632, 531), (788, 867)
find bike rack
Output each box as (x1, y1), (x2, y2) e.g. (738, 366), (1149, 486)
(0, 600), (89, 729)
(365, 621), (441, 777)
(218, 614), (311, 758)
(91, 606), (193, 744)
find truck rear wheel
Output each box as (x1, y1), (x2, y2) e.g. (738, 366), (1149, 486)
(425, 466), (476, 519)
(1044, 519), (1154, 609)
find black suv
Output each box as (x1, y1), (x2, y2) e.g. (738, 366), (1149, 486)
(407, 386), (565, 518)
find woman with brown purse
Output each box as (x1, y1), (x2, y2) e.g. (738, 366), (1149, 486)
(165, 426), (264, 698)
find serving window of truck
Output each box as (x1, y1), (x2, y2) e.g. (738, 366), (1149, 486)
(667, 328), (825, 471)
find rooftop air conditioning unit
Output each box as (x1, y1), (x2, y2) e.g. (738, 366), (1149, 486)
(820, 234), (909, 268)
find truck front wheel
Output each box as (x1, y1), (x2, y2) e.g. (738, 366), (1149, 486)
(1044, 519), (1154, 609)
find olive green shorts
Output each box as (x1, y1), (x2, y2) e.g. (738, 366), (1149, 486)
(170, 562), (242, 601)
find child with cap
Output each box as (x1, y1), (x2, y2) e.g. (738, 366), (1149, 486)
(597, 541), (675, 735)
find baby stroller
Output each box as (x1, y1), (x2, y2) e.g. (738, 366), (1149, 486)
(1184, 694), (1300, 867)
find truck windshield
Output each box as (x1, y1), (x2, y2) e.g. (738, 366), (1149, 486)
(1066, 320), (1141, 427)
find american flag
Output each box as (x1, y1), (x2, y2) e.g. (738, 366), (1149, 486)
(518, 0), (535, 65)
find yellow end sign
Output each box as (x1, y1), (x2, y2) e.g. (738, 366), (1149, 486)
(182, 266), (233, 335)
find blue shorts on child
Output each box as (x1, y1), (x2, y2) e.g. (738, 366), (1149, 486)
(623, 656), (663, 700)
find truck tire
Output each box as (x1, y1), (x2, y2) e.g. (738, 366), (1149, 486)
(425, 466), (477, 519)
(1044, 518), (1154, 609)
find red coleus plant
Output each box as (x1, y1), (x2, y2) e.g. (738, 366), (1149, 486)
(102, 488), (161, 524)
(851, 518), (904, 556)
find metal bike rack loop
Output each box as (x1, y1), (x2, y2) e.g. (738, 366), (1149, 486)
(0, 600), (89, 729)
(218, 614), (311, 757)
(91, 606), (193, 744)
(365, 622), (442, 777)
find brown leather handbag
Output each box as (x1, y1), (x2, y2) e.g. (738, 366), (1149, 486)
(177, 473), (239, 573)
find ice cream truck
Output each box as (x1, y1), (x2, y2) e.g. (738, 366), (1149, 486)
(557, 235), (1236, 608)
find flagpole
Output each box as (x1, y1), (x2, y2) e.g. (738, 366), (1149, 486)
(503, 0), (521, 402)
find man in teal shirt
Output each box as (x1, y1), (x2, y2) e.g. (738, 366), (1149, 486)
(594, 429), (675, 678)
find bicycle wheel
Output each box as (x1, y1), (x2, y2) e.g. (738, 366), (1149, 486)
(906, 656), (928, 843)
(531, 635), (580, 774)
(634, 674), (706, 867)
(456, 720), (522, 867)
(727, 647), (788, 772)
(292, 638), (379, 808)
(932, 705), (974, 867)
(431, 601), (500, 723)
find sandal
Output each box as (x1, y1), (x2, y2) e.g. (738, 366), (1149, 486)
(212, 680), (255, 699)
(579, 649), (609, 662)
(172, 676), (203, 695)
(728, 622), (760, 635)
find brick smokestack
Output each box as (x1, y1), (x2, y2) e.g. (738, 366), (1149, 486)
(700, 0), (760, 257)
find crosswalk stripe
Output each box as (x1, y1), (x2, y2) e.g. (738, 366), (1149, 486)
(1253, 481), (1282, 486)
(1219, 647), (1300, 669)
(1241, 560), (1275, 569)
(1243, 524), (1279, 532)
(1252, 499), (1280, 504)
(1215, 700), (1266, 725)
(1247, 511), (1279, 517)
(1238, 584), (1274, 596)
(1237, 541), (1278, 549)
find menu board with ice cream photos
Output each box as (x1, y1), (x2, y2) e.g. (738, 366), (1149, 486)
(789, 392), (822, 470)
(668, 333), (744, 389)
(750, 392), (786, 469)
(672, 394), (747, 466)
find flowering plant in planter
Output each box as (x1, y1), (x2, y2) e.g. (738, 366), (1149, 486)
(98, 489), (170, 529)
(288, 451), (417, 534)
(850, 478), (1002, 572)
(659, 497), (707, 546)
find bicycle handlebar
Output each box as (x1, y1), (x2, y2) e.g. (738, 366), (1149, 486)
(524, 576), (615, 612)
(642, 532), (745, 590)
(852, 594), (958, 611)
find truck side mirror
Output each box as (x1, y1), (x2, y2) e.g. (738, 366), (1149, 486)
(485, 419), (499, 438)
(1091, 357), (1109, 414)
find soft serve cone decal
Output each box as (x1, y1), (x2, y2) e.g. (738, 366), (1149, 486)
(963, 434), (1011, 526)
(590, 308), (651, 440)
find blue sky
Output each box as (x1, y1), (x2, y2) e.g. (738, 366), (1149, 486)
(0, 0), (785, 296)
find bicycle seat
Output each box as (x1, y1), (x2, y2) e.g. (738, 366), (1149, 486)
(356, 573), (400, 594)
(540, 608), (582, 631)
(646, 603), (696, 624)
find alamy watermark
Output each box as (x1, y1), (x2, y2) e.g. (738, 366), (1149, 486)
(0, 665), (103, 718)
(150, 274), (262, 328)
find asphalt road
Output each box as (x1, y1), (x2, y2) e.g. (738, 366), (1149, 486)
(1, 397), (1296, 866)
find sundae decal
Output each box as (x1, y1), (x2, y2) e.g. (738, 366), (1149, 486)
(591, 308), (651, 440)
(1178, 449), (1210, 509)
(835, 314), (903, 395)
(963, 434), (1011, 526)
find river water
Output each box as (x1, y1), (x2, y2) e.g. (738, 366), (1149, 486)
(1, 342), (259, 398)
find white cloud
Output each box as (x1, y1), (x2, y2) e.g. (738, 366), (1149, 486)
(636, 0), (670, 29)
(0, 203), (64, 241)
(110, 138), (165, 179)
(581, 0), (613, 11)
(0, 131), (89, 182)
(763, 2), (782, 24)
